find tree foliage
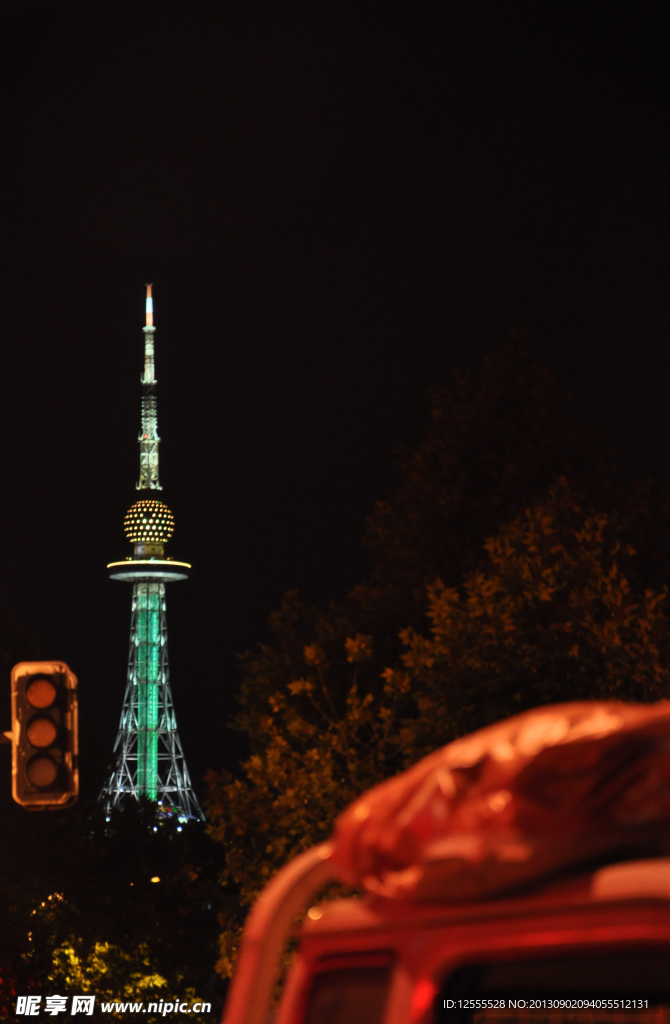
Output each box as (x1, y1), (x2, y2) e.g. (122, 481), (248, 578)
(397, 480), (670, 757)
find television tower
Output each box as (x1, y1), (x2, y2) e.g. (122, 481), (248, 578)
(101, 286), (203, 821)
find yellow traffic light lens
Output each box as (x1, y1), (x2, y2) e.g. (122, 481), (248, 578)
(26, 678), (57, 709)
(26, 755), (58, 788)
(27, 717), (58, 748)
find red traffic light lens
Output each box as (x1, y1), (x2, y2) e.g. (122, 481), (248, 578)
(26, 717), (58, 748)
(26, 755), (58, 788)
(26, 678), (57, 709)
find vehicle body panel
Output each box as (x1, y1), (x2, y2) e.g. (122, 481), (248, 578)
(275, 860), (670, 1024)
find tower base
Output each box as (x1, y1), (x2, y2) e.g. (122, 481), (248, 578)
(100, 580), (203, 822)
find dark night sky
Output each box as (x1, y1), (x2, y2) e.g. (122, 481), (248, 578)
(0, 1), (669, 800)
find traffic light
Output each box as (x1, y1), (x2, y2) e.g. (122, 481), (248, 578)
(11, 661), (78, 809)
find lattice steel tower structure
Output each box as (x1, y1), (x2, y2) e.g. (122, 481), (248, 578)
(101, 286), (203, 821)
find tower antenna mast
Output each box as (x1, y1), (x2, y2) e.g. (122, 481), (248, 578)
(138, 284), (161, 491)
(101, 286), (202, 821)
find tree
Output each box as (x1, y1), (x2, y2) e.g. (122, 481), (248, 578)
(205, 632), (409, 976)
(396, 479), (670, 757)
(205, 341), (670, 977)
(233, 339), (617, 749)
(0, 797), (226, 1020)
(362, 334), (616, 608)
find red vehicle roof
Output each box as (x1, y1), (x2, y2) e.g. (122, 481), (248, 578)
(331, 700), (670, 901)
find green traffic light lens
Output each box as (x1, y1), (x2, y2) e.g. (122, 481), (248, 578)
(26, 717), (58, 748)
(26, 755), (58, 788)
(26, 678), (57, 709)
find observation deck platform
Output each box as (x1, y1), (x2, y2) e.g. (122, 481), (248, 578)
(107, 559), (191, 582)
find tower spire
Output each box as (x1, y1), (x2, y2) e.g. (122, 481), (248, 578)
(145, 282), (154, 328)
(138, 284), (161, 491)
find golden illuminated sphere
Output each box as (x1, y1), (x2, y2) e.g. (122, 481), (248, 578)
(124, 499), (175, 544)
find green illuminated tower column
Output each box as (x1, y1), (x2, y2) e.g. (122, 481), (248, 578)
(100, 286), (202, 821)
(136, 581), (162, 799)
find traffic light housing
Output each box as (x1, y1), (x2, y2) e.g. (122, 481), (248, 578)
(11, 661), (78, 809)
